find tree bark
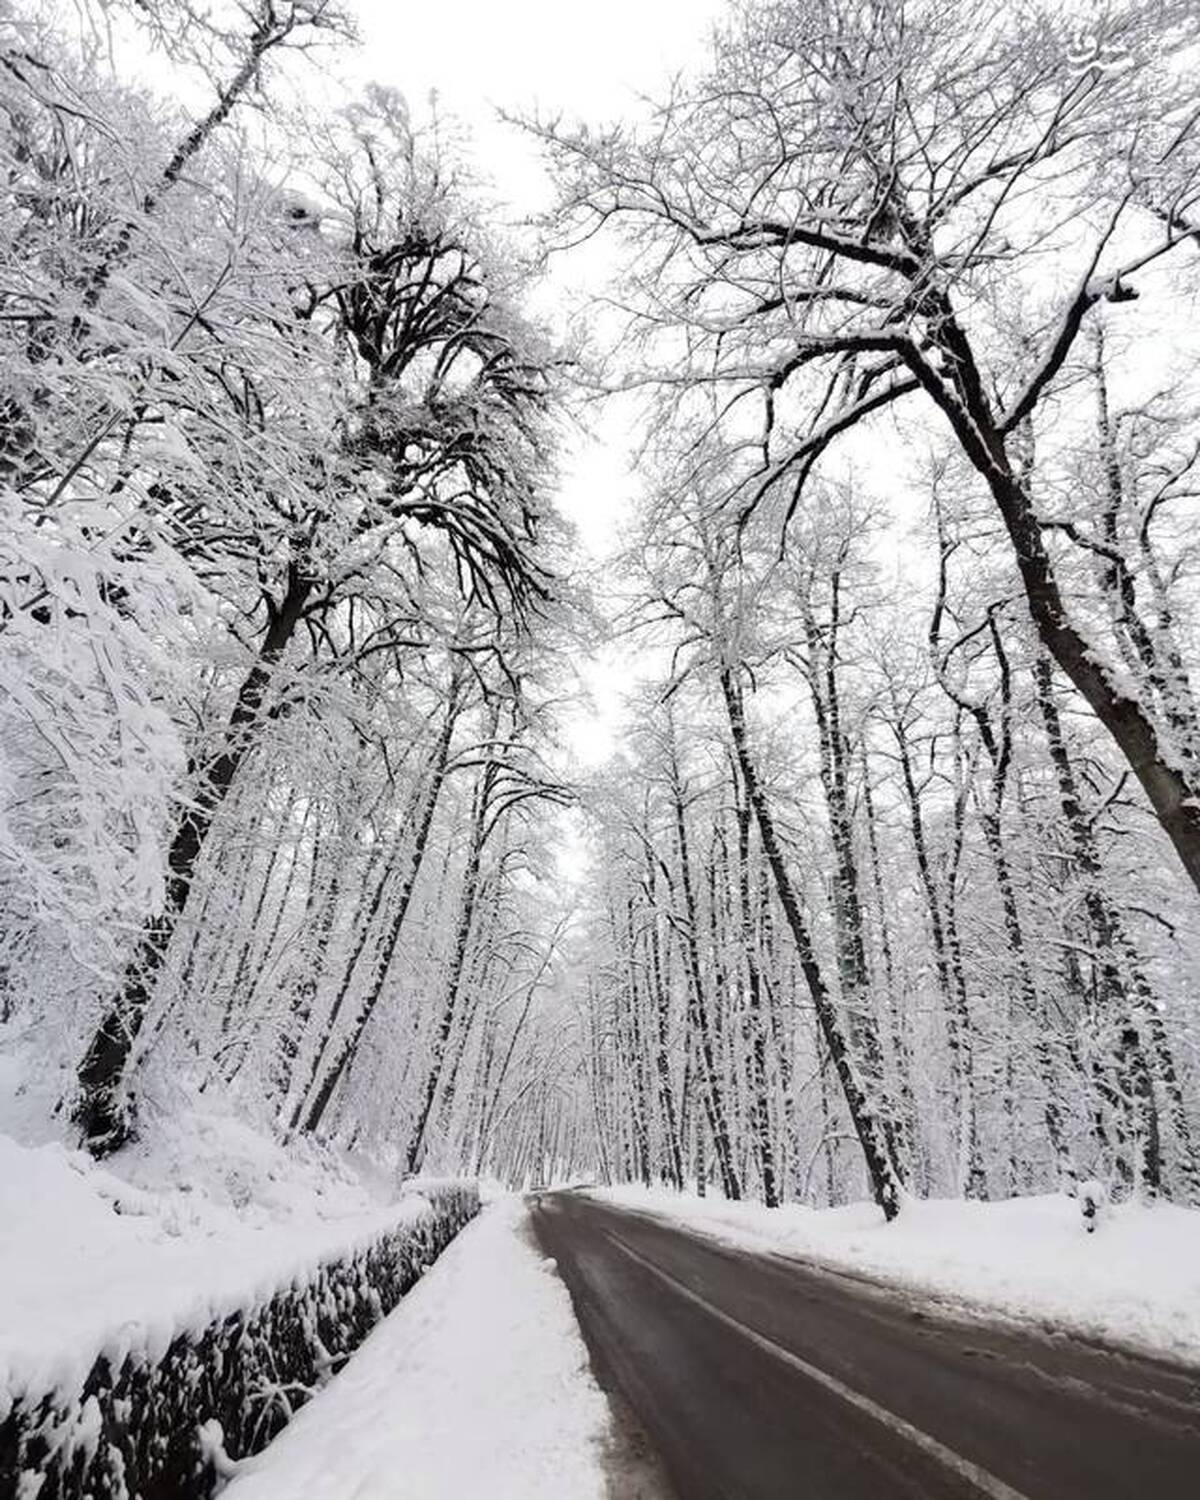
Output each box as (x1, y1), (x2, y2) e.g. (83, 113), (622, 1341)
(861, 750), (919, 1186)
(402, 734), (498, 1173)
(1032, 654), (1173, 1195)
(74, 568), (311, 1154)
(643, 839), (685, 1188)
(892, 709), (984, 1197)
(667, 728), (742, 1200)
(917, 292), (1200, 894)
(718, 662), (903, 1220)
(296, 689), (460, 1138)
(733, 771), (779, 1206)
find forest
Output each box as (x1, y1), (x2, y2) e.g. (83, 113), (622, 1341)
(3, 0), (1200, 1228)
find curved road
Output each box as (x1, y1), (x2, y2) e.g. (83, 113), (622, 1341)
(530, 1191), (1200, 1500)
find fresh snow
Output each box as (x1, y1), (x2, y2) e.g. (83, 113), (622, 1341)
(225, 1197), (612, 1500)
(0, 1047), (439, 1413)
(0, 1130), (438, 1413)
(593, 1186), (1200, 1366)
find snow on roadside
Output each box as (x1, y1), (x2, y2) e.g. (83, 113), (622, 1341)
(225, 1198), (612, 1500)
(0, 1129), (438, 1414)
(0, 1028), (456, 1411)
(593, 1185), (1200, 1366)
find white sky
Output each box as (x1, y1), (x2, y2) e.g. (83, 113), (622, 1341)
(347, 0), (720, 178)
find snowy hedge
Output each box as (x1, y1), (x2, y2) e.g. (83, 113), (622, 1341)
(0, 1182), (479, 1500)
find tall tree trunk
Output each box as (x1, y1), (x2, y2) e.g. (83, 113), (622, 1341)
(705, 824), (740, 1175)
(1091, 329), (1200, 768)
(921, 291), (1200, 893)
(1032, 654), (1170, 1195)
(619, 898), (653, 1185)
(295, 684), (461, 1137)
(585, 980), (616, 1186)
(403, 743), (498, 1173)
(216, 789), (297, 1061)
(667, 727), (742, 1200)
(718, 662), (903, 1220)
(861, 751), (918, 1184)
(802, 579), (897, 1169)
(892, 710), (984, 1197)
(644, 841), (684, 1188)
(734, 772), (779, 1206)
(74, 568), (311, 1154)
(976, 796), (1074, 1187)
(274, 809), (344, 1112)
(434, 913), (500, 1149)
(221, 792), (310, 1086)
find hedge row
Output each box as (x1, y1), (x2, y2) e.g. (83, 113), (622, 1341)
(1, 1182), (479, 1499)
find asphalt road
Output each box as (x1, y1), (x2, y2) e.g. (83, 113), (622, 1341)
(530, 1191), (1200, 1500)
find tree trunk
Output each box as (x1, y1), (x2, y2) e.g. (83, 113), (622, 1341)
(1032, 654), (1169, 1195)
(719, 662), (903, 1220)
(977, 798), (1074, 1187)
(296, 685), (461, 1137)
(861, 752), (918, 1184)
(921, 294), (1200, 894)
(734, 773), (779, 1206)
(893, 711), (984, 1197)
(620, 899), (653, 1185)
(74, 569), (311, 1154)
(644, 842), (685, 1188)
(216, 787), (299, 1080)
(667, 728), (742, 1200)
(274, 810), (344, 1112)
(802, 583), (897, 1166)
(403, 746), (497, 1173)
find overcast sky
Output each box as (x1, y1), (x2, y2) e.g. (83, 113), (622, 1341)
(348, 0), (720, 196)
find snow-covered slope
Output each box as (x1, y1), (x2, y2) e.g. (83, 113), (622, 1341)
(0, 1043), (428, 1411)
(594, 1186), (1200, 1366)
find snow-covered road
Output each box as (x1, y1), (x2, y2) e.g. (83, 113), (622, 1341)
(224, 1198), (614, 1499)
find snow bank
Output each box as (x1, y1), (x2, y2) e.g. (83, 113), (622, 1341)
(226, 1199), (613, 1500)
(0, 1131), (442, 1409)
(593, 1186), (1200, 1366)
(0, 1036), (434, 1408)
(5, 1185), (478, 1499)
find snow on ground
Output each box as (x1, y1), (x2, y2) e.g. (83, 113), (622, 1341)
(0, 1128), (437, 1412)
(225, 1197), (612, 1500)
(0, 1040), (432, 1412)
(594, 1185), (1200, 1367)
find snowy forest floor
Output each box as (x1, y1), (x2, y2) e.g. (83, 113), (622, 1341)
(0, 1044), (436, 1406)
(594, 1185), (1200, 1368)
(223, 1198), (616, 1500)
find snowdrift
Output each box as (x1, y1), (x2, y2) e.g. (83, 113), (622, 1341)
(1, 1180), (478, 1499)
(0, 1048), (480, 1498)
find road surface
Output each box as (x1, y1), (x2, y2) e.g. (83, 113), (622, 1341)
(530, 1191), (1200, 1500)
